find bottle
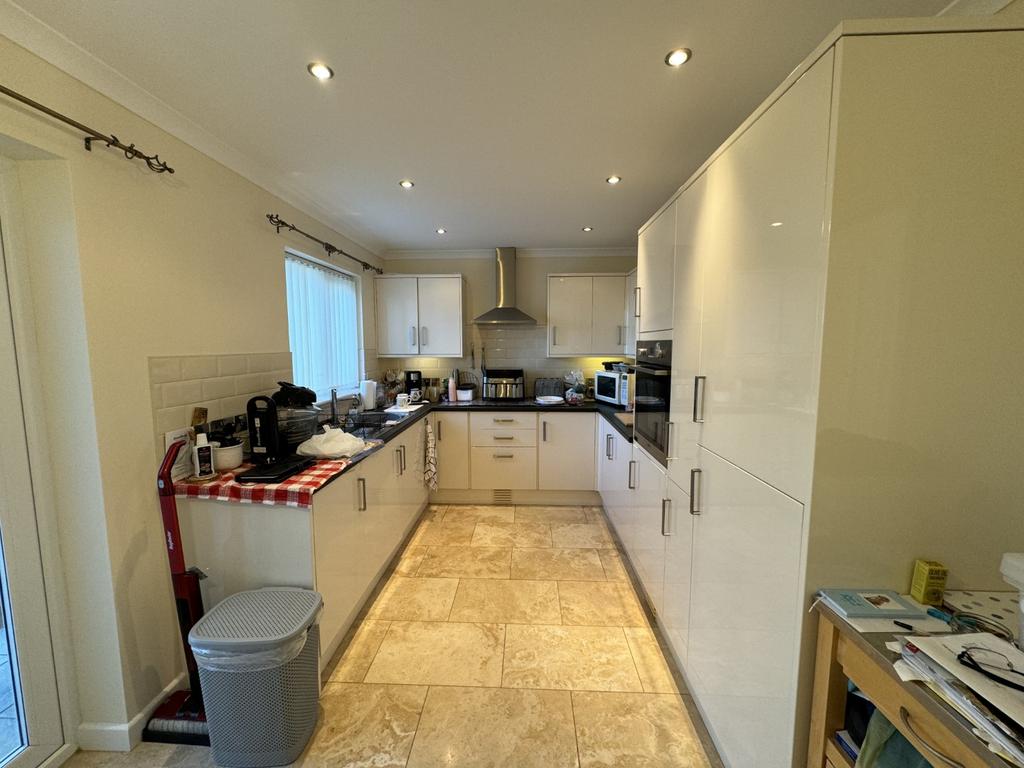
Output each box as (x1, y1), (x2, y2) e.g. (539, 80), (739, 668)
(448, 373), (457, 402)
(192, 432), (216, 480)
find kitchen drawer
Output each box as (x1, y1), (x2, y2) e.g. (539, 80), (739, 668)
(470, 447), (538, 490)
(470, 412), (537, 431)
(471, 429), (537, 448)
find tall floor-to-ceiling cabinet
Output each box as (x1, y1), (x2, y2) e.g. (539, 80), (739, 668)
(626, 22), (1024, 768)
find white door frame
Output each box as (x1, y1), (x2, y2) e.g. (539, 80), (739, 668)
(0, 156), (77, 767)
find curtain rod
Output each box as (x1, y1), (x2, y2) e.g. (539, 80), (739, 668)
(266, 213), (383, 274)
(0, 82), (174, 174)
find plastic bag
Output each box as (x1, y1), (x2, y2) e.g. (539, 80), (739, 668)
(296, 426), (367, 459)
(192, 630), (307, 673)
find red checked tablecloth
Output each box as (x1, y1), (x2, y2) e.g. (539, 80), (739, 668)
(173, 459), (351, 509)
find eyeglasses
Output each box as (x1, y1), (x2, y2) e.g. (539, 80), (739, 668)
(957, 645), (1024, 693)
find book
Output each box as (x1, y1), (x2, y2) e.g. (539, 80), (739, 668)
(834, 730), (860, 761)
(818, 589), (928, 619)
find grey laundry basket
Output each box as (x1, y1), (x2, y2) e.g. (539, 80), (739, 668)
(188, 587), (323, 768)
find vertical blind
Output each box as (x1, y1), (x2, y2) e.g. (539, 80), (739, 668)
(285, 254), (360, 401)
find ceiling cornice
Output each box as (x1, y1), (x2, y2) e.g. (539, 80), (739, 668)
(384, 247), (636, 261)
(0, 0), (386, 256)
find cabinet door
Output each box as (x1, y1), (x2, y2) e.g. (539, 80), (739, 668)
(435, 412), (470, 490)
(538, 412), (596, 491)
(666, 172), (709, 491)
(624, 269), (637, 355)
(631, 447), (667, 615)
(597, 417), (617, 500)
(547, 276), (592, 356)
(592, 275), (627, 354)
(375, 277), (420, 356)
(417, 277), (463, 357)
(661, 476), (694, 670)
(687, 447), (804, 768)
(470, 447), (538, 489)
(637, 202), (675, 334)
(698, 51), (832, 501)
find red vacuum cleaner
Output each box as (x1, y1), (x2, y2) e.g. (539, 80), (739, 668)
(142, 439), (210, 745)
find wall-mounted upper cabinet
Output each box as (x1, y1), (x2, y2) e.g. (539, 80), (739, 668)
(547, 274), (626, 357)
(636, 202), (676, 334)
(375, 275), (463, 357)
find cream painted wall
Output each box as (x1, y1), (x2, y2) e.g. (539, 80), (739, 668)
(999, 0), (1024, 18)
(0, 34), (381, 741)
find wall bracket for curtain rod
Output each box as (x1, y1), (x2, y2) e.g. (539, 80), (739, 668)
(0, 82), (173, 174)
(266, 213), (383, 274)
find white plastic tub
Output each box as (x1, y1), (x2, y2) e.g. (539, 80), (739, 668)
(1000, 553), (1024, 644)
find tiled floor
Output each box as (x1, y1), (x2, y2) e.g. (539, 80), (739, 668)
(64, 504), (719, 768)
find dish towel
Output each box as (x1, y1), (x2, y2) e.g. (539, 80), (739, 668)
(424, 421), (438, 491)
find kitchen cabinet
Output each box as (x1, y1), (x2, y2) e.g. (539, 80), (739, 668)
(630, 446), (667, 615)
(636, 201), (675, 334)
(624, 269), (637, 355)
(546, 274), (626, 357)
(597, 418), (635, 551)
(433, 412), (469, 490)
(375, 275), (463, 357)
(660, 476), (693, 670)
(538, 412), (596, 491)
(470, 411), (538, 490)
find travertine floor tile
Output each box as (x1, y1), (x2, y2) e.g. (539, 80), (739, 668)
(368, 576), (459, 621)
(572, 691), (710, 767)
(624, 628), (682, 694)
(551, 523), (615, 549)
(502, 624), (643, 692)
(583, 505), (608, 524)
(407, 686), (578, 768)
(412, 520), (477, 546)
(472, 521), (552, 548)
(417, 546), (512, 578)
(365, 621), (505, 687)
(328, 620), (391, 683)
(449, 579), (561, 624)
(515, 505), (587, 524)
(394, 545), (428, 576)
(559, 581), (647, 627)
(295, 682), (426, 767)
(63, 743), (214, 768)
(422, 504), (447, 522)
(599, 549), (630, 581)
(442, 504), (515, 523)
(512, 548), (606, 581)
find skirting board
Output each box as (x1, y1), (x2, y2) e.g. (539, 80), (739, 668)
(77, 672), (186, 752)
(430, 490), (601, 506)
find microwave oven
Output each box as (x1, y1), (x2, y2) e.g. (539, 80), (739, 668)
(594, 370), (634, 407)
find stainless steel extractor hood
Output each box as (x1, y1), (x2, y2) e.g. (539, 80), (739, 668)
(473, 247), (537, 325)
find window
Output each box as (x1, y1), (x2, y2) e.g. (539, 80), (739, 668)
(285, 253), (361, 401)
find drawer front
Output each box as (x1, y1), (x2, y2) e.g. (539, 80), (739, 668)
(471, 429), (537, 448)
(471, 447), (538, 489)
(470, 412), (537, 431)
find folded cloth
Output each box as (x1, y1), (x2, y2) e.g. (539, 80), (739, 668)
(424, 421), (438, 491)
(296, 427), (367, 459)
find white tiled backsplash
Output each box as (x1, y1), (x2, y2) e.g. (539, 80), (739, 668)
(381, 325), (628, 392)
(148, 352), (292, 457)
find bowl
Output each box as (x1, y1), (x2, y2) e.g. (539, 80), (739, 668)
(212, 442), (243, 471)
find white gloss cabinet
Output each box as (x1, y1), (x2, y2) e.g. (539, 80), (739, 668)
(660, 476), (693, 670)
(597, 417), (634, 537)
(630, 446), (667, 615)
(433, 412), (470, 490)
(624, 269), (637, 355)
(546, 274), (627, 357)
(636, 200), (675, 334)
(375, 275), (463, 357)
(538, 412), (596, 491)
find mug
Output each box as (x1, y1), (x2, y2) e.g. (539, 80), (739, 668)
(409, 388), (422, 403)
(396, 393), (410, 408)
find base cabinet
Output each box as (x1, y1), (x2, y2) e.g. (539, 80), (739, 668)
(538, 413), (596, 491)
(597, 417), (634, 539)
(434, 412), (470, 489)
(631, 446), (667, 615)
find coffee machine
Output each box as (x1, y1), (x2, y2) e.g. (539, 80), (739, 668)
(405, 370), (423, 403)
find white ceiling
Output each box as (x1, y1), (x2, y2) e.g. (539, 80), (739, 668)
(8, 0), (950, 252)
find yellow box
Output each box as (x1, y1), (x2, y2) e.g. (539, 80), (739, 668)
(910, 559), (947, 606)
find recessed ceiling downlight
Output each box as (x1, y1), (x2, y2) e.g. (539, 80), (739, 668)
(665, 48), (692, 67)
(582, 227), (593, 232)
(436, 227), (447, 235)
(399, 179), (415, 189)
(606, 175), (622, 185)
(307, 62), (334, 80)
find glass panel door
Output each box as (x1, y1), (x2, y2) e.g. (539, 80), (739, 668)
(0, 184), (64, 766)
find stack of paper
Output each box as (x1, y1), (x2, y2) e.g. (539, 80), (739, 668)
(899, 633), (1024, 766)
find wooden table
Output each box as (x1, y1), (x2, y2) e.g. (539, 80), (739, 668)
(808, 603), (1012, 768)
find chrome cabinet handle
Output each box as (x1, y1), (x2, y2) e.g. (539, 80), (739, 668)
(399, 445), (407, 472)
(552, 326), (558, 346)
(605, 434), (613, 459)
(665, 421), (674, 461)
(493, 418), (515, 423)
(628, 460), (637, 490)
(420, 326), (427, 346)
(542, 421), (548, 442)
(898, 707), (963, 768)
(410, 326), (417, 347)
(437, 420), (442, 441)
(693, 376), (706, 423)
(634, 286), (641, 318)
(689, 468), (702, 515)
(493, 435), (515, 441)
(357, 478), (367, 511)
(493, 453), (514, 459)
(661, 498), (672, 535)
(617, 325), (623, 346)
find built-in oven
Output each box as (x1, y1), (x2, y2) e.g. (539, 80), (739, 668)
(633, 340), (672, 466)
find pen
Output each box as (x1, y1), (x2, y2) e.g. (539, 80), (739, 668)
(894, 620), (914, 631)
